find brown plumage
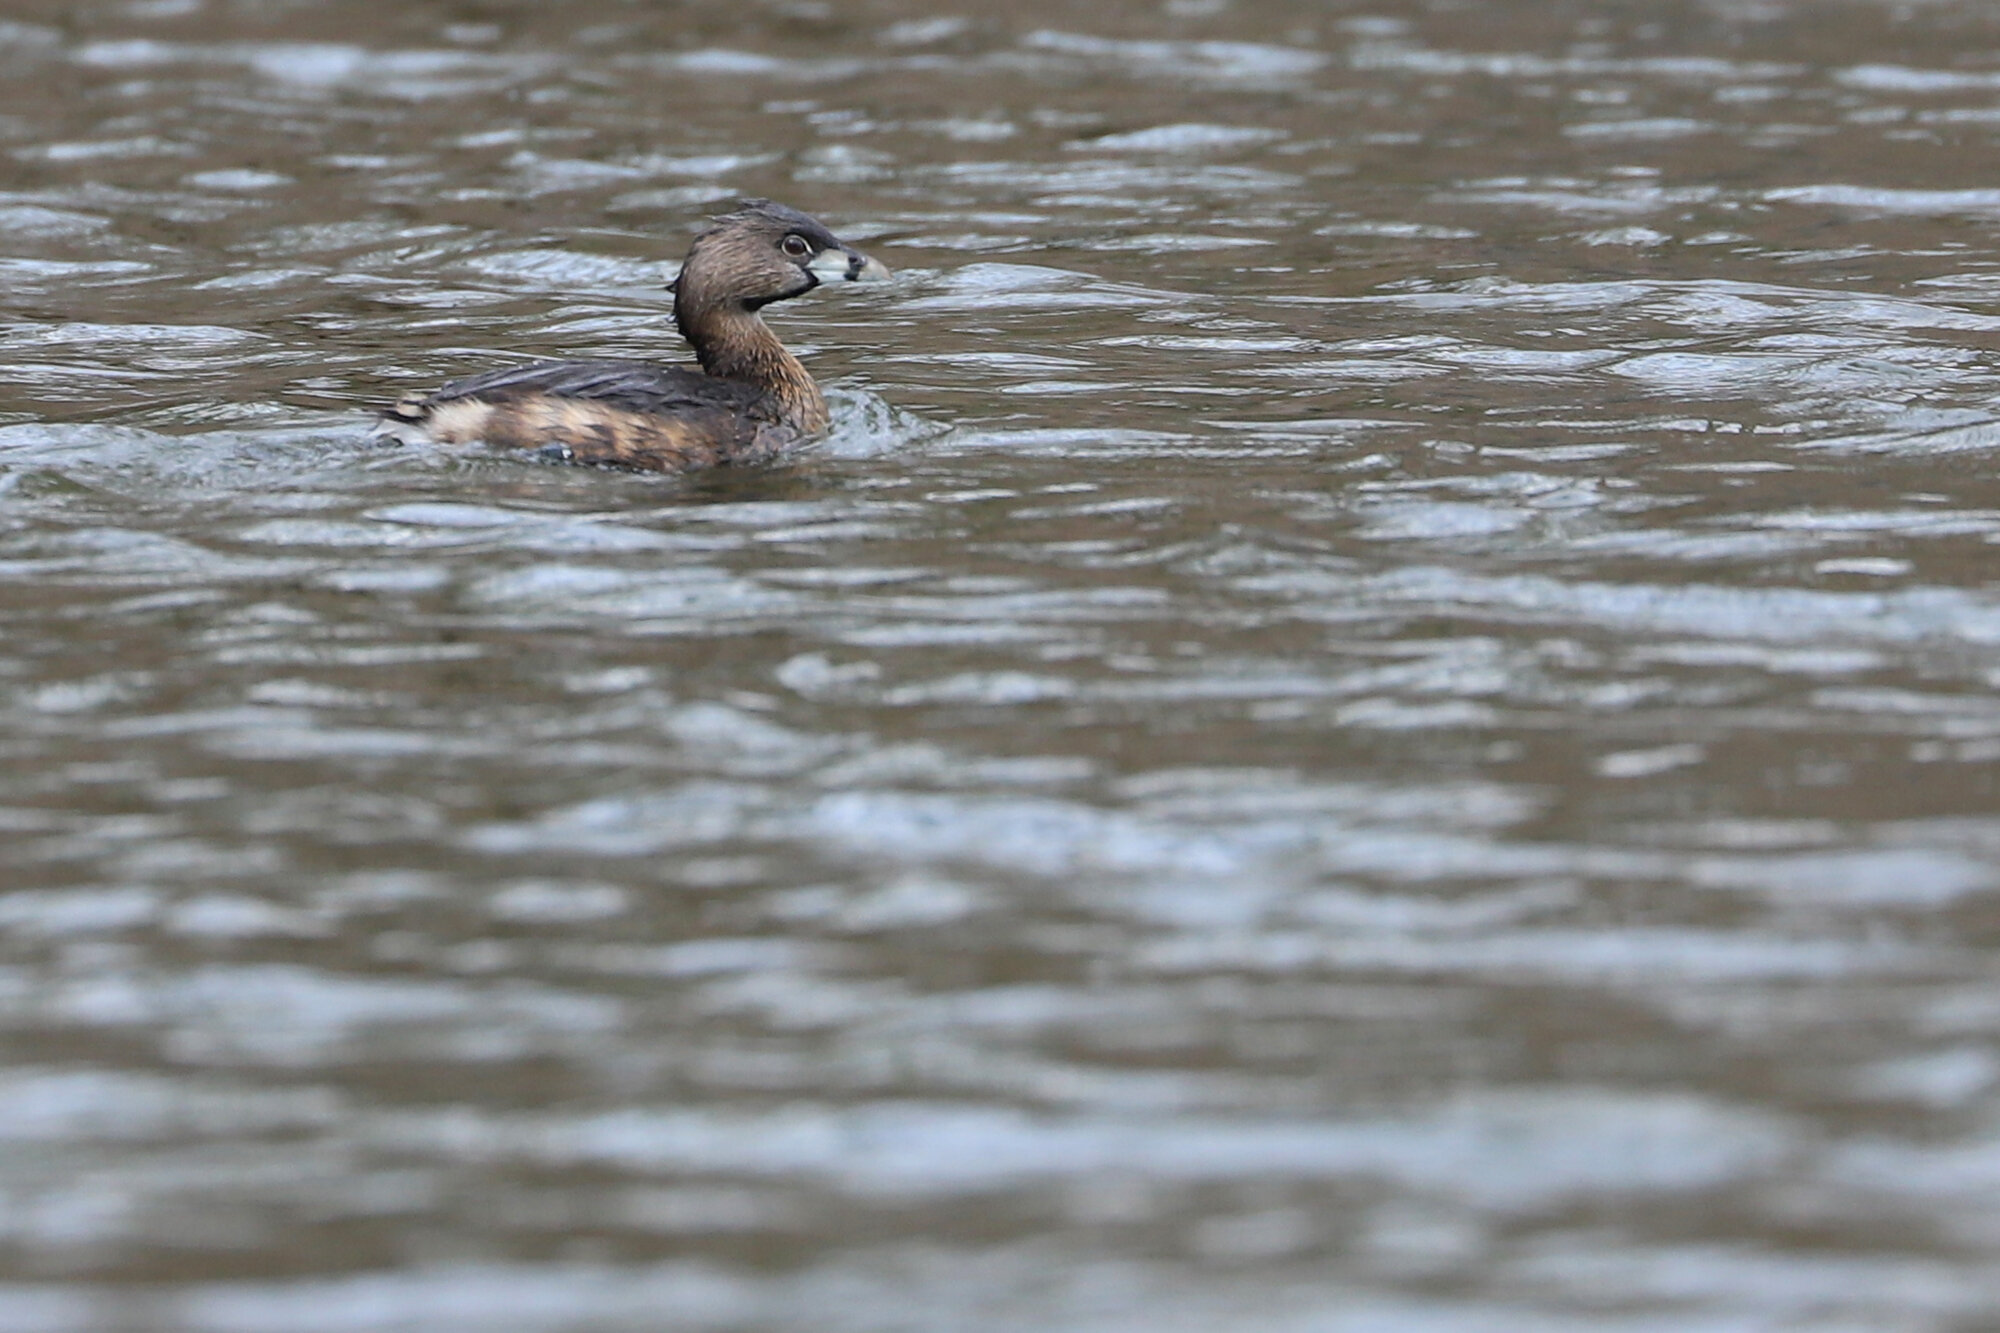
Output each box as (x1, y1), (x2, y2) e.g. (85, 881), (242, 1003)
(372, 200), (889, 472)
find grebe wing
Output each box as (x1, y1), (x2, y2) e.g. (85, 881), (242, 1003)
(430, 360), (769, 417)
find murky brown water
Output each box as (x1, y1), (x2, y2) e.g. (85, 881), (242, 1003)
(6, 0), (2000, 1327)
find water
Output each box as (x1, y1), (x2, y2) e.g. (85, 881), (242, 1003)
(5, 0), (2000, 1327)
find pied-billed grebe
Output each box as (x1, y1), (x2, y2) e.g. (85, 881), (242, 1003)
(372, 199), (889, 472)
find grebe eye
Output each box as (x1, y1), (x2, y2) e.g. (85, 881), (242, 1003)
(781, 234), (812, 258)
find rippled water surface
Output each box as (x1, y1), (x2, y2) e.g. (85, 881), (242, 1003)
(9, 0), (2000, 1327)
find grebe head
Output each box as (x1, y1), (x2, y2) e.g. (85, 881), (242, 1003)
(672, 199), (889, 316)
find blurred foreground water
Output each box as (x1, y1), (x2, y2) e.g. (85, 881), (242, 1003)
(6, 1), (2000, 1328)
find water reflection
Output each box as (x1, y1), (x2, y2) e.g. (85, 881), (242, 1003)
(5, 0), (2000, 1329)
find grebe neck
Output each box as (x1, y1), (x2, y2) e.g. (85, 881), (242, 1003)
(676, 301), (827, 434)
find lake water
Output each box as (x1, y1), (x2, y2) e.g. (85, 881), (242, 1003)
(5, 0), (2000, 1328)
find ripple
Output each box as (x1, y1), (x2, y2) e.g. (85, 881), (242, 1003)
(1018, 30), (1328, 82)
(73, 40), (553, 97)
(1565, 117), (1714, 140)
(456, 249), (675, 292)
(0, 205), (111, 238)
(1769, 184), (2000, 216)
(1836, 63), (2000, 92)
(1082, 123), (1288, 153)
